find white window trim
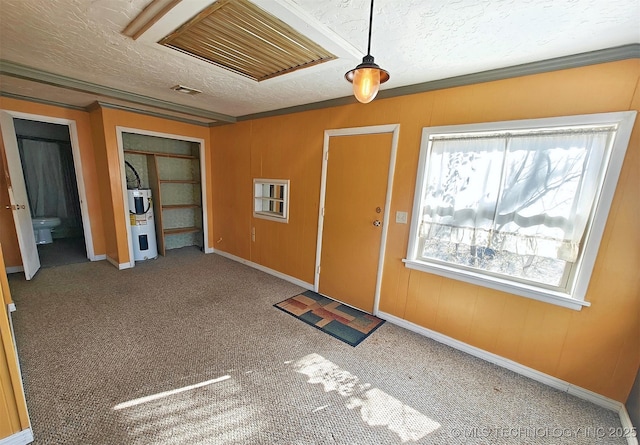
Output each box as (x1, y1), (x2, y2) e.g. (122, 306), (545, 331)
(253, 178), (290, 223)
(404, 111), (637, 311)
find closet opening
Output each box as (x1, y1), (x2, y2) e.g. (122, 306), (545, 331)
(119, 129), (207, 264)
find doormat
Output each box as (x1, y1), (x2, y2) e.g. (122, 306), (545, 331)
(274, 290), (385, 347)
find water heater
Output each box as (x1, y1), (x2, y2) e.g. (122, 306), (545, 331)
(127, 189), (158, 261)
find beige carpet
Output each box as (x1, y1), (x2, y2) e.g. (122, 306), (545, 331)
(8, 247), (627, 444)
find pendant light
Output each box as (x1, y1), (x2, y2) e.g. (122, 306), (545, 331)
(344, 0), (389, 104)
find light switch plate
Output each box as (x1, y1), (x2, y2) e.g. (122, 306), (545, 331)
(396, 211), (408, 224)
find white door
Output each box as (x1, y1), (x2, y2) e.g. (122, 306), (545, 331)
(0, 112), (40, 280)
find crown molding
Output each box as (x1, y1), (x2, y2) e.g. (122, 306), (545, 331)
(0, 92), (87, 111)
(377, 43), (640, 99)
(0, 60), (236, 123)
(87, 101), (212, 127)
(2, 44), (638, 126)
(238, 44), (640, 122)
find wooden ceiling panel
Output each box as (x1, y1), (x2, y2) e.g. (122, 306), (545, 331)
(159, 0), (336, 81)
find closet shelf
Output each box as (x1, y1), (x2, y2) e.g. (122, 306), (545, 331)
(124, 149), (196, 159)
(162, 204), (201, 210)
(164, 226), (201, 235)
(159, 179), (200, 184)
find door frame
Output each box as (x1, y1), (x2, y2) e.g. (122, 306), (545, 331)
(314, 124), (400, 315)
(0, 109), (97, 265)
(116, 126), (209, 267)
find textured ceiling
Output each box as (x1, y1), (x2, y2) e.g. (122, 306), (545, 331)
(0, 0), (639, 121)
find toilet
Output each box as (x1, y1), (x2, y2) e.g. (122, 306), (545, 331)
(31, 217), (61, 245)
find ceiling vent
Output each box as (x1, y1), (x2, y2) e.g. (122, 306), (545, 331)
(158, 0), (336, 82)
(170, 84), (202, 95)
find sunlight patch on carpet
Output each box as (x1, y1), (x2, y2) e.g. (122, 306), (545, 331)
(113, 375), (266, 444)
(113, 375), (230, 410)
(293, 353), (441, 442)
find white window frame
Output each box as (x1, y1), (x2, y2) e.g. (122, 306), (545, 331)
(404, 111), (636, 311)
(253, 178), (290, 223)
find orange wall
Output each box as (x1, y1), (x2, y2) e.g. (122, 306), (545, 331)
(0, 98), (106, 267)
(211, 59), (640, 402)
(89, 107), (120, 263)
(211, 121), (252, 258)
(0, 244), (30, 440)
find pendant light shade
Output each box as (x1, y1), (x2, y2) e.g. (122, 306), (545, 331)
(345, 0), (389, 104)
(345, 55), (390, 103)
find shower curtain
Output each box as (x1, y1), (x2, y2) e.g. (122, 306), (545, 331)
(17, 138), (82, 230)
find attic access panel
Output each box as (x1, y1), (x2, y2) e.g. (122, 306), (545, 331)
(158, 0), (336, 82)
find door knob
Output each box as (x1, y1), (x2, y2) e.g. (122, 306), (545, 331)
(373, 220), (381, 227)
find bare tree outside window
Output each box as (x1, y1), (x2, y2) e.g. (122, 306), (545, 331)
(405, 112), (636, 309)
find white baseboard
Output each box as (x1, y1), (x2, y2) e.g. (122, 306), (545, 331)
(619, 405), (640, 445)
(204, 246), (214, 254)
(0, 428), (33, 445)
(377, 311), (638, 445)
(106, 256), (132, 270)
(212, 249), (313, 290)
(5, 255), (106, 269)
(106, 256), (118, 269)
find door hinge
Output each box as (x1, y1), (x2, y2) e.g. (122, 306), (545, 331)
(325, 151), (329, 161)
(321, 207), (325, 217)
(317, 265), (321, 274)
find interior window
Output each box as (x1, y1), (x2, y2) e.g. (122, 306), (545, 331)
(253, 179), (290, 223)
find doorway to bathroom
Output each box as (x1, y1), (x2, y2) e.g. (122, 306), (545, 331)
(13, 119), (88, 268)
(0, 109), (95, 279)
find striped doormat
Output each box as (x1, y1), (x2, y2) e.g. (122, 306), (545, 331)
(274, 290), (384, 347)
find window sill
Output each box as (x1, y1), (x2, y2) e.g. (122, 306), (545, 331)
(402, 259), (590, 311)
(253, 211), (288, 223)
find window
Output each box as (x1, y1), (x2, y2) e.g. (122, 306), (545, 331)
(405, 112), (636, 310)
(253, 179), (289, 223)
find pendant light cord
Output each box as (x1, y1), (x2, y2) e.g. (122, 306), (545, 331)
(367, 0), (374, 55)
